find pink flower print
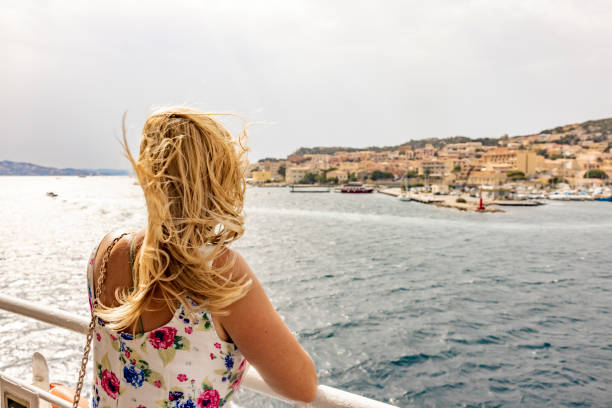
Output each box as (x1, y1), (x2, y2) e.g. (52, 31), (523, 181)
(154, 380), (162, 388)
(89, 258), (94, 265)
(131, 359), (136, 365)
(148, 326), (177, 349)
(137, 406), (146, 408)
(197, 389), (220, 408)
(231, 375), (243, 391)
(177, 373), (188, 382)
(96, 333), (101, 341)
(110, 334), (118, 341)
(125, 350), (130, 358)
(209, 353), (215, 360)
(214, 342), (221, 349)
(185, 326), (193, 334)
(101, 369), (120, 399)
(239, 359), (246, 371)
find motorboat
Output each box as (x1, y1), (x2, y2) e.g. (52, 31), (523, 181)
(340, 183), (374, 193)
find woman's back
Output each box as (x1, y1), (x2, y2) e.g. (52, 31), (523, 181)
(88, 232), (248, 408)
(84, 107), (316, 407)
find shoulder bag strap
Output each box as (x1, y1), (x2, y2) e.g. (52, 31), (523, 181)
(72, 232), (129, 408)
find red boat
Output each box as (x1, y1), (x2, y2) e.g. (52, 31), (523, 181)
(340, 183), (374, 193)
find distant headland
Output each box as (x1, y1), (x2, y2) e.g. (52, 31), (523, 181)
(0, 160), (129, 176)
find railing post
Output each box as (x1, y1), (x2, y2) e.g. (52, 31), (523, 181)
(32, 352), (51, 408)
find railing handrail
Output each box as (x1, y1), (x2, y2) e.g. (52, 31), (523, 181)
(0, 293), (397, 408)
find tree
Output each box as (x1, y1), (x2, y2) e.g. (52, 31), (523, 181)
(299, 172), (318, 184)
(348, 172), (357, 182)
(452, 165), (462, 173)
(548, 176), (567, 186)
(404, 170), (419, 178)
(507, 170), (526, 181)
(278, 165), (286, 178)
(584, 169), (609, 179)
(370, 170), (394, 180)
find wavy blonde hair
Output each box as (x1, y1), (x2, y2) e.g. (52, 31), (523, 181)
(96, 106), (251, 332)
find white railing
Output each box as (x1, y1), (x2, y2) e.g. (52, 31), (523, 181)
(0, 294), (397, 408)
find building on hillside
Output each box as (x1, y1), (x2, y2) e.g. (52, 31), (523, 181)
(516, 150), (541, 176)
(467, 170), (507, 186)
(483, 147), (516, 164)
(304, 154), (332, 170)
(256, 160), (285, 180)
(251, 171), (272, 183)
(326, 169), (348, 182)
(286, 166), (313, 184)
(419, 160), (446, 177)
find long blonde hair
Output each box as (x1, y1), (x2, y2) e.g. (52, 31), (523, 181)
(96, 107), (251, 332)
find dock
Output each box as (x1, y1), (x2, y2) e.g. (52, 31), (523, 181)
(289, 185), (331, 193)
(377, 188), (504, 212)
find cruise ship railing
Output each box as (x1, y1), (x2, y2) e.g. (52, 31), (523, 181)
(0, 294), (396, 408)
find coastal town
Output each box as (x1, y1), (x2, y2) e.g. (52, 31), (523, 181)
(247, 118), (612, 210)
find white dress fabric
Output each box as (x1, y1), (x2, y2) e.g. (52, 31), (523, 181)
(86, 238), (249, 408)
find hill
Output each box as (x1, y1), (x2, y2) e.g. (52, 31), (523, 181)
(0, 160), (129, 176)
(290, 117), (612, 156)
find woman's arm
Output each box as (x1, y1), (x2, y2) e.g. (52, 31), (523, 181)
(217, 249), (318, 403)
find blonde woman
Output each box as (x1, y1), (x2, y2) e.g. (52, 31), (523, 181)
(85, 107), (317, 407)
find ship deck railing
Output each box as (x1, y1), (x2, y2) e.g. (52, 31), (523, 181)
(0, 293), (396, 408)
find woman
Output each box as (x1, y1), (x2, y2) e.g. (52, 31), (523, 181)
(86, 107), (317, 407)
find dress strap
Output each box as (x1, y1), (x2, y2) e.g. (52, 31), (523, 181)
(129, 233), (145, 334)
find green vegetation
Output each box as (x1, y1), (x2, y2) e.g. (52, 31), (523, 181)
(507, 170), (526, 181)
(278, 165), (286, 178)
(257, 157), (282, 162)
(404, 170), (419, 178)
(584, 169), (609, 179)
(456, 197), (466, 203)
(348, 172), (357, 182)
(452, 165), (462, 173)
(299, 172), (318, 184)
(548, 176), (567, 185)
(370, 170), (394, 180)
(557, 134), (579, 145)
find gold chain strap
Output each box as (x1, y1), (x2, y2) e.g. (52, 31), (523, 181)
(73, 232), (129, 408)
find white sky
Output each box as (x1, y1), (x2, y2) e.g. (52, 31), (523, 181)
(1, 0), (612, 169)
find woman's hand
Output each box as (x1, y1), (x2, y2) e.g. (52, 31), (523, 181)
(217, 249), (318, 403)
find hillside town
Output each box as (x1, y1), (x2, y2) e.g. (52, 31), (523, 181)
(247, 118), (612, 195)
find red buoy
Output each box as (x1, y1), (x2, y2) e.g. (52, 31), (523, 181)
(477, 197), (485, 211)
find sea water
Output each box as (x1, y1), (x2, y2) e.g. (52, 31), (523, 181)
(0, 176), (611, 407)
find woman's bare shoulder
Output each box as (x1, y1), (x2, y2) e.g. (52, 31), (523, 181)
(212, 247), (255, 281)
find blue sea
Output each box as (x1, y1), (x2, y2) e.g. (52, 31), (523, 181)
(0, 176), (611, 407)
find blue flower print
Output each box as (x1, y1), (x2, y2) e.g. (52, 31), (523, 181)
(224, 354), (234, 370)
(123, 364), (145, 388)
(91, 385), (100, 408)
(120, 333), (134, 340)
(180, 400), (196, 408)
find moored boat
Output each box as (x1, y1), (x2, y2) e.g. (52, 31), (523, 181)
(340, 183), (374, 193)
(594, 195), (612, 202)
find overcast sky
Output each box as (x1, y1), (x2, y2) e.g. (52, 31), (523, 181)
(2, 0), (612, 169)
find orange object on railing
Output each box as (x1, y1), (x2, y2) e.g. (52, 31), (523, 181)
(49, 383), (88, 408)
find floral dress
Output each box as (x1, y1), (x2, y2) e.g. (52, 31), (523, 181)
(86, 237), (249, 408)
